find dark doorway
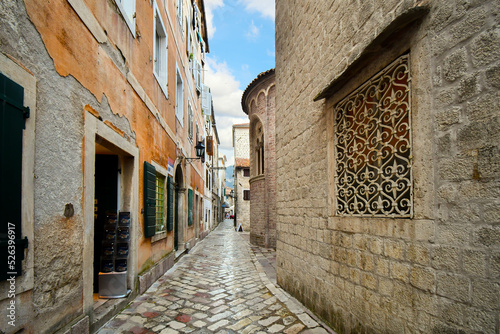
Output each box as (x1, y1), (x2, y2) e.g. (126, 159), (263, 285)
(93, 154), (118, 292)
(174, 188), (179, 250)
(174, 165), (183, 251)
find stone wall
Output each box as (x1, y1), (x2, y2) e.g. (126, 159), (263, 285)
(243, 70), (277, 248)
(234, 126), (251, 159)
(235, 167), (250, 231)
(275, 0), (500, 333)
(233, 125), (251, 231)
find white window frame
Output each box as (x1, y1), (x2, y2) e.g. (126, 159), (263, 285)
(175, 66), (184, 126)
(176, 0), (184, 34)
(116, 0), (136, 36)
(188, 101), (194, 141)
(153, 2), (168, 97)
(201, 84), (211, 115)
(195, 60), (202, 92)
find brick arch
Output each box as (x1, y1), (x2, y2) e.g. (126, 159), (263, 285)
(249, 114), (265, 178)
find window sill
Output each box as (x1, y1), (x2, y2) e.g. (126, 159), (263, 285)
(152, 231), (167, 243)
(249, 174), (265, 184)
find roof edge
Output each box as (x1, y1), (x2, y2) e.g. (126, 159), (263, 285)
(241, 68), (275, 115)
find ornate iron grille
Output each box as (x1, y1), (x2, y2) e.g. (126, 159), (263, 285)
(334, 54), (412, 218)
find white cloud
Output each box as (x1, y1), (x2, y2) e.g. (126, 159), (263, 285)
(246, 20), (260, 41)
(204, 57), (245, 118)
(241, 0), (275, 21)
(204, 0), (224, 39)
(205, 56), (249, 164)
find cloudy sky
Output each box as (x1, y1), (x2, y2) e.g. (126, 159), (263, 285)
(203, 0), (275, 166)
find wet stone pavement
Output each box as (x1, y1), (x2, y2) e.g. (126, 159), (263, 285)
(97, 220), (334, 334)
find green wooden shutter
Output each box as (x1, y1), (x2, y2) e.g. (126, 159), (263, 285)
(167, 176), (174, 232)
(188, 189), (193, 226)
(0, 73), (29, 281)
(143, 161), (157, 238)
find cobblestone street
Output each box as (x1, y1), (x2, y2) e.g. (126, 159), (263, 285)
(97, 220), (333, 334)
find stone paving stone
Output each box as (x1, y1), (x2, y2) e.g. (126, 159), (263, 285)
(227, 317), (253, 330)
(167, 321), (186, 329)
(285, 323), (307, 334)
(298, 313), (320, 328)
(269, 324), (286, 333)
(207, 319), (230, 331)
(96, 220), (334, 334)
(159, 329), (179, 334)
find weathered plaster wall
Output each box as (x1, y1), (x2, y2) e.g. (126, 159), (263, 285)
(0, 0), (207, 332)
(0, 1), (137, 332)
(275, 0), (500, 333)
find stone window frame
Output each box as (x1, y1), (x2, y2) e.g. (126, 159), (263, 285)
(321, 8), (434, 224)
(0, 53), (36, 300)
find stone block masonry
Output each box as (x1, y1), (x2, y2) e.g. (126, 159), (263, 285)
(242, 69), (277, 248)
(275, 0), (500, 333)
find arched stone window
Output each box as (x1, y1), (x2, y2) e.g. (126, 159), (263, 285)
(254, 122), (265, 176)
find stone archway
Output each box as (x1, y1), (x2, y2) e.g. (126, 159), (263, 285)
(174, 164), (185, 251)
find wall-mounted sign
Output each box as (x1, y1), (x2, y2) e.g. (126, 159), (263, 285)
(206, 136), (213, 156)
(167, 158), (174, 176)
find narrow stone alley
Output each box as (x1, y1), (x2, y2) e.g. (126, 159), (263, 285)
(97, 220), (333, 334)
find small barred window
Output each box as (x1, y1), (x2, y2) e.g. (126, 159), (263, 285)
(334, 54), (413, 218)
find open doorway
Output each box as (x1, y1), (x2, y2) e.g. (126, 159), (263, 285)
(92, 137), (135, 306)
(93, 154), (118, 293)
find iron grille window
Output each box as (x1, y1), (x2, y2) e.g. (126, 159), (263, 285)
(155, 173), (166, 232)
(243, 168), (250, 177)
(334, 54), (413, 217)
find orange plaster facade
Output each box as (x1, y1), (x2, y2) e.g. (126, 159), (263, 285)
(0, 0), (210, 332)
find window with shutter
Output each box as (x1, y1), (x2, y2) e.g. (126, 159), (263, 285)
(188, 102), (193, 140)
(188, 189), (193, 226)
(196, 61), (202, 92)
(1, 72), (30, 281)
(243, 190), (250, 201)
(155, 173), (165, 233)
(201, 84), (211, 114)
(153, 3), (168, 97)
(176, 67), (184, 126)
(143, 161), (157, 238)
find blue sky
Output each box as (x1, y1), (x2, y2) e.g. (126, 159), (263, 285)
(204, 0), (275, 166)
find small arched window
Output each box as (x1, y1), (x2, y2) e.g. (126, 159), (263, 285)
(255, 124), (265, 175)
